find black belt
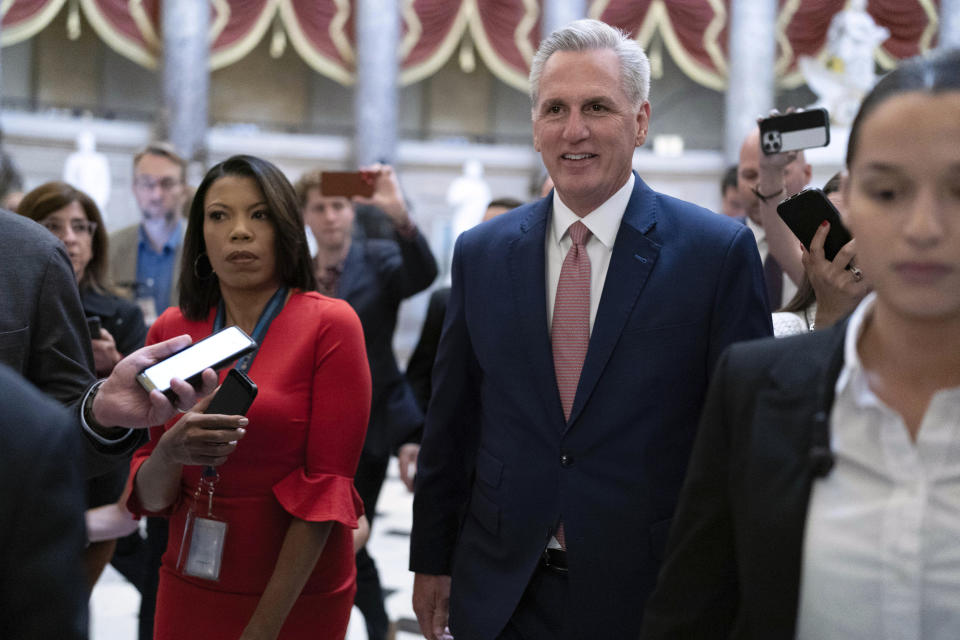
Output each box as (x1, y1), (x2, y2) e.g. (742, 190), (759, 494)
(541, 548), (568, 573)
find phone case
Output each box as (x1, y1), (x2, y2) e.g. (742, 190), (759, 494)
(759, 109), (830, 155)
(776, 188), (852, 264)
(205, 369), (258, 416)
(320, 171), (375, 198)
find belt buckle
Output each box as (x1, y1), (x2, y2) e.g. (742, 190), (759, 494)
(541, 548), (568, 573)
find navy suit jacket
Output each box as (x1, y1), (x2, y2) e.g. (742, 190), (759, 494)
(410, 175), (773, 639)
(337, 228), (437, 458)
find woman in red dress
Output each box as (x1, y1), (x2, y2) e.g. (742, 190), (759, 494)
(126, 155), (371, 639)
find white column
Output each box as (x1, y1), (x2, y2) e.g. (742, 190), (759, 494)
(542, 0), (588, 38)
(940, 0), (960, 50)
(161, 0), (209, 163)
(354, 0), (399, 165)
(724, 0), (777, 163)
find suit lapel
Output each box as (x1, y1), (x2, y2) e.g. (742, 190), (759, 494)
(335, 241), (363, 300)
(508, 199), (567, 427)
(566, 177), (660, 429)
(744, 326), (846, 632)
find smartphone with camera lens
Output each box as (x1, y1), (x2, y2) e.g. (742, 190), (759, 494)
(759, 109), (830, 155)
(776, 188), (853, 265)
(136, 326), (257, 401)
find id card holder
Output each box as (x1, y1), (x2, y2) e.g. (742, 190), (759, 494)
(176, 467), (228, 581)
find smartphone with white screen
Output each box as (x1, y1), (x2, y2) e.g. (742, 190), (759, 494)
(136, 326), (257, 400)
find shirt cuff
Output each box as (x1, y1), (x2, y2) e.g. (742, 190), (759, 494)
(80, 380), (136, 446)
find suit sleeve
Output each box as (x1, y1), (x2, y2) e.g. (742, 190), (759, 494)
(409, 235), (481, 575)
(707, 224), (773, 374)
(405, 287), (449, 416)
(386, 228), (438, 300)
(0, 372), (87, 639)
(640, 348), (740, 638)
(31, 245), (141, 477)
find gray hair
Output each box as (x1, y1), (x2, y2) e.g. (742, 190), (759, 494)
(529, 19), (650, 110)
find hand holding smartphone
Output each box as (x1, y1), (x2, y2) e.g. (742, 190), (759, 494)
(777, 188), (853, 265)
(136, 326), (257, 401)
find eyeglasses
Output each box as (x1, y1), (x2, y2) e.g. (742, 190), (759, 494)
(134, 176), (182, 192)
(40, 218), (97, 237)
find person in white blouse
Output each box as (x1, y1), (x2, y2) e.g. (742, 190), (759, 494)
(641, 47), (960, 640)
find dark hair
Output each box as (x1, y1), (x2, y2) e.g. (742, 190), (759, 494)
(17, 181), (111, 293)
(720, 165), (738, 194)
(487, 197), (524, 211)
(179, 155), (317, 321)
(847, 48), (960, 168)
(822, 172), (843, 196)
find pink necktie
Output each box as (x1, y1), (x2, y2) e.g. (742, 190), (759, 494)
(552, 221), (592, 421)
(551, 221), (591, 551)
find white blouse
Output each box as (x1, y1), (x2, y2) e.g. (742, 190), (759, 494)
(796, 294), (960, 640)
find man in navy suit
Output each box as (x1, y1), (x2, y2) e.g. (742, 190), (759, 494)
(410, 19), (772, 640)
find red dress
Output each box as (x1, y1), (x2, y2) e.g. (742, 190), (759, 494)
(126, 292), (371, 639)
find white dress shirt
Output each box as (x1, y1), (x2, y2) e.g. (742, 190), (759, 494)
(796, 293), (960, 640)
(546, 174), (633, 334)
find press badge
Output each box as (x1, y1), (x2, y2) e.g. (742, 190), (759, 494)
(177, 467), (227, 580)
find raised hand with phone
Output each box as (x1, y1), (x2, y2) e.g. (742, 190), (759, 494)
(741, 109), (816, 293)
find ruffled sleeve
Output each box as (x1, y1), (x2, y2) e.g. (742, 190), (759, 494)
(273, 469), (365, 527)
(274, 295), (372, 527)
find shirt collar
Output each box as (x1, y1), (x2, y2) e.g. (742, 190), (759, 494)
(138, 219), (184, 253)
(550, 173), (634, 249)
(835, 291), (880, 407)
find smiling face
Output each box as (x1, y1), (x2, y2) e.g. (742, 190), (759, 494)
(532, 48), (649, 216)
(845, 90), (960, 323)
(203, 175), (280, 296)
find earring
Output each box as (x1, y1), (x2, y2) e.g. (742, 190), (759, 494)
(194, 252), (214, 280)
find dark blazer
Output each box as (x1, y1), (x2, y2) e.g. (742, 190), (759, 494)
(641, 323), (847, 640)
(81, 287), (149, 361)
(410, 175), (773, 640)
(0, 209), (143, 477)
(0, 364), (87, 639)
(81, 287), (148, 507)
(405, 285), (450, 415)
(338, 228), (438, 458)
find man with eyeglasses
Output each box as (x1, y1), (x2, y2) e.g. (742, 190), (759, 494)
(109, 142), (188, 325)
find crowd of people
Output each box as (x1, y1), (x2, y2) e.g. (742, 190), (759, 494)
(0, 16), (958, 640)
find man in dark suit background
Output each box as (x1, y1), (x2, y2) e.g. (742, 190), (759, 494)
(0, 363), (87, 639)
(297, 164), (438, 640)
(410, 19), (771, 640)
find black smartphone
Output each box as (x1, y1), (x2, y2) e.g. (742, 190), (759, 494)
(86, 316), (102, 339)
(205, 369), (258, 416)
(759, 108), (830, 155)
(320, 171), (375, 198)
(777, 188), (853, 264)
(136, 326), (257, 401)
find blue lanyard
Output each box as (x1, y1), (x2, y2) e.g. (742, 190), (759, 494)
(213, 287), (288, 373)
